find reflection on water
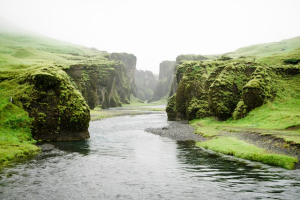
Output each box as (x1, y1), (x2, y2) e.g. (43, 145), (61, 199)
(0, 114), (300, 200)
(38, 140), (91, 155)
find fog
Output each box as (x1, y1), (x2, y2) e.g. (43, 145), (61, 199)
(0, 0), (300, 74)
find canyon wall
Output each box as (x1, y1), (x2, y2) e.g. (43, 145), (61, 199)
(166, 57), (300, 121)
(110, 53), (137, 97)
(135, 70), (157, 101)
(149, 61), (176, 102)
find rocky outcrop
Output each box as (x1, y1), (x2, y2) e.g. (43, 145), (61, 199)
(110, 53), (137, 96)
(135, 70), (157, 101)
(66, 59), (131, 109)
(16, 66), (90, 141)
(0, 22), (135, 144)
(149, 61), (176, 102)
(166, 59), (280, 121)
(169, 54), (208, 97)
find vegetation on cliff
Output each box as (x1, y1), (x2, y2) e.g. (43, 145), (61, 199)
(135, 70), (157, 101)
(166, 40), (300, 169)
(169, 54), (209, 97)
(66, 60), (131, 109)
(149, 61), (176, 102)
(167, 48), (300, 123)
(0, 27), (133, 166)
(110, 52), (137, 97)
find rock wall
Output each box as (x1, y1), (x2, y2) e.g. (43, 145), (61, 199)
(110, 53), (137, 96)
(135, 70), (157, 101)
(169, 54), (208, 97)
(16, 66), (90, 141)
(66, 60), (130, 109)
(166, 59), (282, 121)
(149, 61), (176, 102)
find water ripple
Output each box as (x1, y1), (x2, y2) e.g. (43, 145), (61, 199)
(1, 114), (300, 200)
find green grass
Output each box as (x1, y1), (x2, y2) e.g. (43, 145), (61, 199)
(221, 36), (300, 58)
(224, 72), (300, 131)
(191, 118), (220, 137)
(0, 32), (109, 70)
(196, 136), (298, 169)
(0, 96), (40, 167)
(0, 30), (109, 167)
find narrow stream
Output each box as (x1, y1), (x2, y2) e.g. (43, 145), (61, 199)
(1, 113), (300, 199)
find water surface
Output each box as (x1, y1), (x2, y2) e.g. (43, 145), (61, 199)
(0, 113), (300, 200)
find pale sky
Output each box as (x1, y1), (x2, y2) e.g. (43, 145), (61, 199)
(0, 0), (300, 74)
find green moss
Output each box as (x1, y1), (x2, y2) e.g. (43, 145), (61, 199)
(0, 95), (40, 167)
(208, 62), (256, 120)
(196, 136), (298, 169)
(232, 100), (247, 120)
(166, 94), (177, 119)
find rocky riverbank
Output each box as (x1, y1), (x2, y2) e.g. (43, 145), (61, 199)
(146, 121), (300, 169)
(146, 121), (206, 141)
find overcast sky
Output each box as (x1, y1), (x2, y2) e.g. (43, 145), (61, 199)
(0, 0), (300, 74)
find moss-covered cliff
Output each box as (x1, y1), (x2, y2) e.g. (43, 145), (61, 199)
(166, 50), (300, 122)
(110, 53), (137, 97)
(135, 70), (157, 101)
(0, 25), (135, 165)
(149, 61), (176, 102)
(169, 54), (208, 97)
(66, 60), (131, 109)
(0, 64), (91, 142)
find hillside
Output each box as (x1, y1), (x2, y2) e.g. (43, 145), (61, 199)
(166, 44), (300, 169)
(0, 24), (133, 165)
(219, 36), (300, 58)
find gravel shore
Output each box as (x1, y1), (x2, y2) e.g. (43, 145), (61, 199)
(146, 121), (206, 142)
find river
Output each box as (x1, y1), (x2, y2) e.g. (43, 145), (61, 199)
(1, 112), (300, 199)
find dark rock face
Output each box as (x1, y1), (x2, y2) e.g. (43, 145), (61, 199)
(166, 59), (279, 121)
(135, 70), (157, 101)
(66, 60), (130, 109)
(149, 61), (176, 102)
(19, 66), (90, 141)
(110, 53), (137, 96)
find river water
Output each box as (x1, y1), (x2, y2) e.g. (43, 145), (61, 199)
(1, 112), (300, 200)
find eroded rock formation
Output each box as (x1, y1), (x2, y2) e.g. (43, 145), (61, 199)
(166, 59), (281, 121)
(135, 70), (157, 101)
(149, 61), (176, 102)
(17, 66), (90, 141)
(169, 54), (208, 97)
(66, 60), (130, 109)
(110, 53), (137, 96)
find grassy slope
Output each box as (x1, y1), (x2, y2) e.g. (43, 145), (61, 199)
(0, 30), (110, 167)
(191, 47), (300, 169)
(222, 36), (300, 58)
